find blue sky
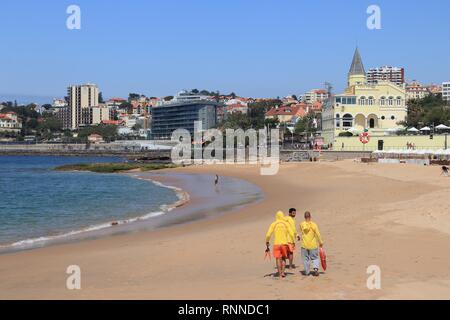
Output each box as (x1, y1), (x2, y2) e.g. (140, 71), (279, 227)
(1, 0), (449, 102)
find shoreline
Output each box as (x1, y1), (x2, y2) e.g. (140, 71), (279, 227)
(1, 162), (450, 299)
(0, 168), (262, 255)
(0, 171), (187, 253)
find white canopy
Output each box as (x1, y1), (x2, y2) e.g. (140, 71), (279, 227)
(420, 126), (431, 131)
(435, 124), (450, 130)
(407, 127), (419, 132)
(347, 127), (361, 133)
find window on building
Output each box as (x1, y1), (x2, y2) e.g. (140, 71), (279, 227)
(340, 97), (356, 105)
(380, 97), (386, 106)
(336, 114), (340, 127)
(359, 96), (366, 105)
(342, 114), (353, 128)
(388, 96), (394, 106)
(368, 97), (374, 105)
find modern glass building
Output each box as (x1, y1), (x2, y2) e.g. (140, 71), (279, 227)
(150, 100), (220, 140)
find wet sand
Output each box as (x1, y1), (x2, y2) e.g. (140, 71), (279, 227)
(1, 161), (450, 299)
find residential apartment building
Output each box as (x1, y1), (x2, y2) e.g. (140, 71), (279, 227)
(67, 83), (99, 129)
(265, 105), (307, 124)
(52, 98), (68, 108)
(367, 66), (405, 86)
(0, 111), (22, 133)
(406, 81), (430, 101)
(443, 82), (450, 101)
(81, 104), (113, 126)
(106, 98), (126, 109)
(302, 89), (329, 104)
(427, 84), (442, 95)
(226, 103), (248, 114)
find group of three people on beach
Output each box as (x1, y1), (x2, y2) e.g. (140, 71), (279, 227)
(265, 208), (324, 278)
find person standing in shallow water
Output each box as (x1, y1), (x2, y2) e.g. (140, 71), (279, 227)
(214, 174), (219, 186)
(299, 211), (324, 277)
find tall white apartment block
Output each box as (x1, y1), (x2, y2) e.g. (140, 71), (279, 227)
(442, 82), (450, 101)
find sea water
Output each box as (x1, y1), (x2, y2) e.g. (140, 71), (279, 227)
(0, 156), (178, 249)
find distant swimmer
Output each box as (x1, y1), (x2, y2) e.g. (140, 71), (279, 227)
(299, 211), (324, 277)
(265, 211), (295, 278)
(284, 208), (299, 270)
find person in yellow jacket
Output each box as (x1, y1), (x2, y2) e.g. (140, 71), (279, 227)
(299, 211), (324, 277)
(265, 211), (295, 278)
(284, 208), (300, 269)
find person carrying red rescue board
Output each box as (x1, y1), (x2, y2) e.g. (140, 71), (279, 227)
(299, 211), (324, 277)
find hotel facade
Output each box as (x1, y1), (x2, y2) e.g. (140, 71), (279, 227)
(322, 48), (408, 145)
(150, 91), (221, 140)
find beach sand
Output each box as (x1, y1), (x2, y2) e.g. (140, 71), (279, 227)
(1, 160), (450, 300)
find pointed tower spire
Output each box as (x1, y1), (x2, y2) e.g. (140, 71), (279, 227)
(347, 47), (367, 87)
(348, 47), (366, 76)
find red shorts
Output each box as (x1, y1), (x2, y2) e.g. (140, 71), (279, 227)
(273, 245), (289, 259)
(288, 243), (295, 254)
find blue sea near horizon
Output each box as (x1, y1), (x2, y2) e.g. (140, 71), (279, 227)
(0, 156), (178, 248)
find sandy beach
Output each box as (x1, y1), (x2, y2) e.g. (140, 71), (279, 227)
(1, 160), (450, 300)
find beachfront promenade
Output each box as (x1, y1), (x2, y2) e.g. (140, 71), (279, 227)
(0, 141), (174, 159)
(0, 142), (374, 163)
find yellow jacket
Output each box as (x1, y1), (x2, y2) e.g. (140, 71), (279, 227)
(300, 221), (323, 250)
(284, 215), (297, 243)
(265, 211), (295, 245)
